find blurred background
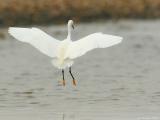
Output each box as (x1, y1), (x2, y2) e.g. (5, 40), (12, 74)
(0, 0), (160, 26)
(0, 0), (160, 120)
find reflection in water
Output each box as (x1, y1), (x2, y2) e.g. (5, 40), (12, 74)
(0, 20), (160, 119)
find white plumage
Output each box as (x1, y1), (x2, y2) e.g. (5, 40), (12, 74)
(66, 32), (122, 59)
(8, 20), (123, 69)
(8, 27), (60, 58)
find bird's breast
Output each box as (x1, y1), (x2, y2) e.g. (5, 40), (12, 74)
(57, 42), (70, 64)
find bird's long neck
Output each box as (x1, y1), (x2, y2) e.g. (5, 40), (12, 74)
(67, 24), (72, 40)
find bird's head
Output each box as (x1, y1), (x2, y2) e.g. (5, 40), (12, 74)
(68, 20), (74, 30)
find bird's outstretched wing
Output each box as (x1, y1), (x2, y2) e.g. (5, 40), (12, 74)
(8, 27), (60, 58)
(66, 33), (122, 59)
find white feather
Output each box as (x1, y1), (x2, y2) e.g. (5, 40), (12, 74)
(8, 20), (123, 69)
(8, 27), (60, 58)
(66, 32), (122, 59)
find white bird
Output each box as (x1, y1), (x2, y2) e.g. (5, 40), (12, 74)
(8, 20), (122, 86)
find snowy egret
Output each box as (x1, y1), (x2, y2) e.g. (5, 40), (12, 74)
(8, 20), (122, 86)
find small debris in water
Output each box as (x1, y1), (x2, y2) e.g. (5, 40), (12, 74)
(23, 91), (33, 94)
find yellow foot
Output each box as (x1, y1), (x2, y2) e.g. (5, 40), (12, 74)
(58, 80), (66, 86)
(73, 79), (77, 86)
(63, 80), (66, 86)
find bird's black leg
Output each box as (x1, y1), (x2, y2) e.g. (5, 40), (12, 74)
(69, 67), (77, 86)
(62, 69), (65, 86)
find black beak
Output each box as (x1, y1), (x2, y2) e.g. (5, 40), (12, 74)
(72, 24), (74, 29)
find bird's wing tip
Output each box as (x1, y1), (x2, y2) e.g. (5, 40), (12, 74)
(8, 27), (17, 35)
(8, 27), (13, 34)
(119, 36), (123, 40)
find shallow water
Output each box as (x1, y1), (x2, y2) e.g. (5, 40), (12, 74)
(0, 20), (160, 120)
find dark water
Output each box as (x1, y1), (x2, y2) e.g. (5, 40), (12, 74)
(0, 20), (160, 120)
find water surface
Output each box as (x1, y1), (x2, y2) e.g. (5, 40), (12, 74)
(0, 20), (160, 120)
